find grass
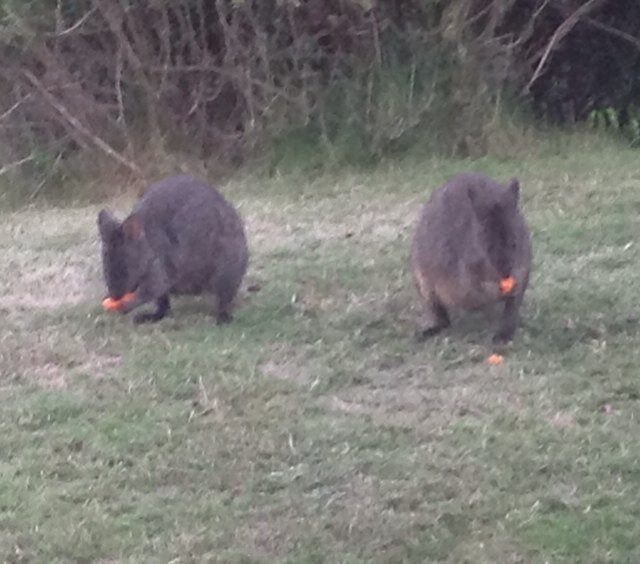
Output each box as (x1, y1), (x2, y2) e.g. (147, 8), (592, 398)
(2, 132), (640, 562)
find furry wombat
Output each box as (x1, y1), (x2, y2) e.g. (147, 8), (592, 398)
(98, 175), (248, 324)
(410, 172), (531, 343)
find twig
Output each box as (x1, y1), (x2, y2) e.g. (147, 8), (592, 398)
(114, 45), (127, 127)
(28, 151), (63, 200)
(584, 17), (640, 51)
(198, 376), (210, 405)
(51, 7), (96, 36)
(28, 177), (48, 201)
(0, 95), (31, 122)
(0, 155), (35, 177)
(504, 0), (552, 50)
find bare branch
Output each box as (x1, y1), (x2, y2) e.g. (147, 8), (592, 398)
(49, 7), (96, 37)
(0, 154), (35, 177)
(523, 0), (610, 94)
(28, 152), (63, 200)
(23, 70), (142, 175)
(0, 95), (31, 123)
(584, 17), (640, 51)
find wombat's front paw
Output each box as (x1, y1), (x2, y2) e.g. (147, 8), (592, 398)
(134, 311), (163, 324)
(216, 312), (233, 325)
(492, 330), (514, 345)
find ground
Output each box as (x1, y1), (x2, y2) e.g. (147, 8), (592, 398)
(1, 135), (640, 562)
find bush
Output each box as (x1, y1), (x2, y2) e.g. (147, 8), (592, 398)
(0, 0), (639, 201)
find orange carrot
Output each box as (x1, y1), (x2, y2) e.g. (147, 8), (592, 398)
(499, 276), (515, 294)
(487, 353), (504, 365)
(102, 292), (135, 311)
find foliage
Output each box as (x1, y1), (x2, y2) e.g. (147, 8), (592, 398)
(588, 106), (640, 146)
(0, 0), (639, 198)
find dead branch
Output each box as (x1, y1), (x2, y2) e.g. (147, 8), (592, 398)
(584, 17), (640, 51)
(0, 154), (35, 177)
(49, 7), (97, 37)
(0, 95), (32, 123)
(523, 0), (610, 94)
(23, 69), (142, 175)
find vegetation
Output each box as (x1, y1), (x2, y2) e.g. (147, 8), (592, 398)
(1, 0), (640, 203)
(2, 133), (640, 561)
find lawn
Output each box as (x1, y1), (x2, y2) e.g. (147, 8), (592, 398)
(1, 134), (640, 562)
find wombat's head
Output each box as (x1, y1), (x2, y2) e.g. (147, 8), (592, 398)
(471, 178), (522, 278)
(97, 210), (150, 299)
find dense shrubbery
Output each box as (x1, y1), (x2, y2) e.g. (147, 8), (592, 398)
(0, 0), (639, 198)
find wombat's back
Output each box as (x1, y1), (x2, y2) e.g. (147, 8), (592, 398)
(136, 175), (243, 235)
(410, 173), (530, 310)
(136, 175), (248, 293)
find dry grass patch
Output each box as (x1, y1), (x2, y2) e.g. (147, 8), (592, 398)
(259, 344), (312, 384)
(0, 207), (103, 312)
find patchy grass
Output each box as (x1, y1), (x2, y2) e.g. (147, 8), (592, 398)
(2, 134), (640, 562)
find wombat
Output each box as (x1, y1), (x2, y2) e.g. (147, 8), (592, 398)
(98, 175), (248, 324)
(410, 172), (531, 343)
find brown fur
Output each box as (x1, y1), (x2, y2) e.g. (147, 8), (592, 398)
(410, 172), (531, 343)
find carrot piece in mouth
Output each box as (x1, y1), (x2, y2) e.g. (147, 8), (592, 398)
(499, 276), (516, 294)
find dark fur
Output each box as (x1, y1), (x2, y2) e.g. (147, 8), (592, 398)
(409, 172), (531, 343)
(98, 175), (248, 324)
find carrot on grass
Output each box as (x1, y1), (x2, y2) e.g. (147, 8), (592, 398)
(487, 353), (504, 365)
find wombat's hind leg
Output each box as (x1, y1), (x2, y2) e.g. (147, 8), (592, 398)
(216, 310), (233, 325)
(213, 274), (240, 325)
(133, 295), (171, 324)
(416, 298), (451, 342)
(493, 296), (519, 344)
(413, 269), (450, 341)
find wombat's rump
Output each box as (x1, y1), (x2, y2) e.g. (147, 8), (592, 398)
(98, 175), (248, 324)
(410, 172), (531, 343)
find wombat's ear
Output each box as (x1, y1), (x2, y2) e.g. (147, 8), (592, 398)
(122, 213), (143, 240)
(97, 209), (120, 241)
(504, 178), (520, 208)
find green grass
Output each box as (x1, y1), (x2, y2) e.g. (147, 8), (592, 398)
(2, 133), (640, 562)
